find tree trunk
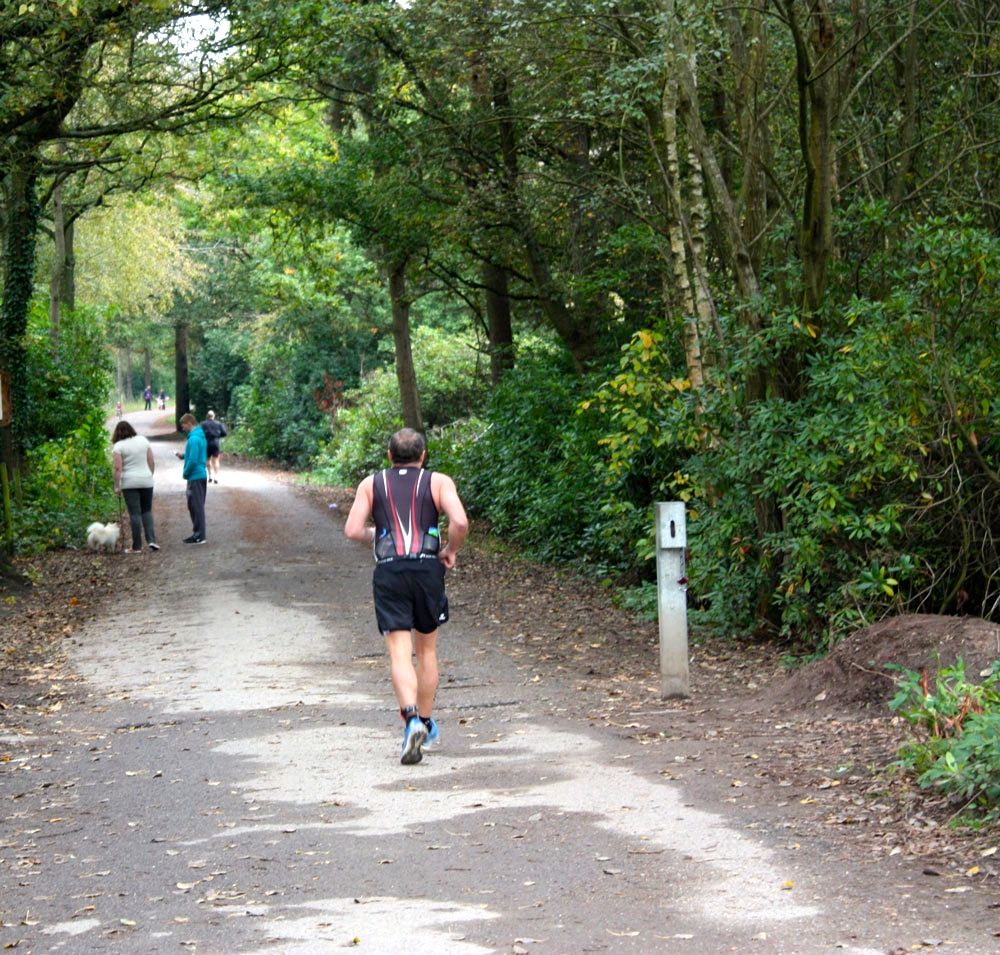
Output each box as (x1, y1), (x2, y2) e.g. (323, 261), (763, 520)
(785, 0), (837, 314)
(726, 1), (770, 279)
(62, 217), (75, 311)
(175, 321), (190, 427)
(468, 48), (516, 385)
(49, 176), (67, 355)
(1, 153), (41, 467)
(493, 72), (597, 371)
(125, 349), (135, 402)
(144, 349), (152, 390)
(889, 0), (920, 210)
(659, 74), (705, 391)
(116, 349), (126, 402)
(483, 261), (514, 385)
(670, 29), (784, 633)
(387, 261), (424, 432)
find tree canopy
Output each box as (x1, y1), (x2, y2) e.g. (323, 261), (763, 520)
(2, 0), (998, 641)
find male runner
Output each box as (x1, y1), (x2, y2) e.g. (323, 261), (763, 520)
(200, 410), (228, 484)
(344, 428), (468, 765)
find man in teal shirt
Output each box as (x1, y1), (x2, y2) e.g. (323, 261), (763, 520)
(176, 413), (208, 544)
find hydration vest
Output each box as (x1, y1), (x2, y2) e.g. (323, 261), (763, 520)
(372, 467), (441, 563)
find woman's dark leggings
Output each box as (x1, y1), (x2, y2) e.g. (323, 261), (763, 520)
(122, 487), (156, 549)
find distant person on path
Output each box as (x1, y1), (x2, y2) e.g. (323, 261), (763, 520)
(200, 410), (229, 484)
(158, 388), (167, 411)
(143, 385), (152, 410)
(112, 420), (159, 553)
(175, 413), (208, 544)
(344, 428), (469, 766)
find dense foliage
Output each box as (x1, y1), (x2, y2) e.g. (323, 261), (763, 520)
(890, 661), (1000, 822)
(310, 325), (485, 484)
(2, 0), (998, 651)
(11, 304), (117, 553)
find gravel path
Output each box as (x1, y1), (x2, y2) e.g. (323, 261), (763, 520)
(1, 410), (996, 954)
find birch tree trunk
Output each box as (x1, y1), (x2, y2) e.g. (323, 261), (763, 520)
(660, 74), (705, 391)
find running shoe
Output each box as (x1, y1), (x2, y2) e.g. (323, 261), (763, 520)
(400, 716), (428, 765)
(148, 542), (161, 551)
(423, 717), (440, 749)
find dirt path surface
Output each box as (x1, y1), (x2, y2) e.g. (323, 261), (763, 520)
(1, 410), (998, 954)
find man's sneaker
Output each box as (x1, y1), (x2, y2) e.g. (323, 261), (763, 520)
(400, 717), (427, 766)
(423, 717), (440, 749)
(148, 542), (161, 551)
(183, 535), (206, 544)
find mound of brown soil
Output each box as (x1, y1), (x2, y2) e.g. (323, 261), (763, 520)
(770, 614), (1000, 712)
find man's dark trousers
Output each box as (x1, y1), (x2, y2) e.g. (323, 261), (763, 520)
(186, 479), (207, 540)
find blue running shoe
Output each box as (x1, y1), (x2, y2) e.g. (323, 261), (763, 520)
(400, 716), (427, 765)
(423, 717), (440, 749)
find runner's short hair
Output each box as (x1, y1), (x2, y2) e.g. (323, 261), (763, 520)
(180, 413), (197, 427)
(389, 428), (425, 465)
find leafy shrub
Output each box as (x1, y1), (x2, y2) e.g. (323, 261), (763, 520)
(188, 325), (251, 420)
(588, 220), (1000, 644)
(228, 320), (377, 468)
(24, 302), (114, 448)
(7, 304), (117, 554)
(309, 325), (484, 484)
(889, 660), (1000, 820)
(450, 343), (643, 575)
(14, 408), (117, 553)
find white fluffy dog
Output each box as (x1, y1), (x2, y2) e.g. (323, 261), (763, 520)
(86, 522), (120, 552)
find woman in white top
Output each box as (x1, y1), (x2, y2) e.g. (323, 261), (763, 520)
(111, 420), (159, 553)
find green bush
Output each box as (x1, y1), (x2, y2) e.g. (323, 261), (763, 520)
(450, 343), (644, 575)
(587, 219), (1000, 644)
(889, 660), (1000, 821)
(228, 327), (373, 468)
(8, 304), (117, 553)
(309, 325), (484, 484)
(24, 302), (114, 448)
(188, 325), (251, 420)
(14, 408), (118, 553)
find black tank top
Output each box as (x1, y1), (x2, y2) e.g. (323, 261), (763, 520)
(372, 467), (441, 562)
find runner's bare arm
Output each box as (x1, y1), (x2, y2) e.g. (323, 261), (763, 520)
(344, 475), (376, 544)
(433, 473), (468, 568)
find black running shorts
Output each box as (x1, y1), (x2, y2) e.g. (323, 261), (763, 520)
(373, 559), (449, 635)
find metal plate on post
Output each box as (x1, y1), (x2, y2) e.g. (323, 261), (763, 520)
(656, 500), (686, 549)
